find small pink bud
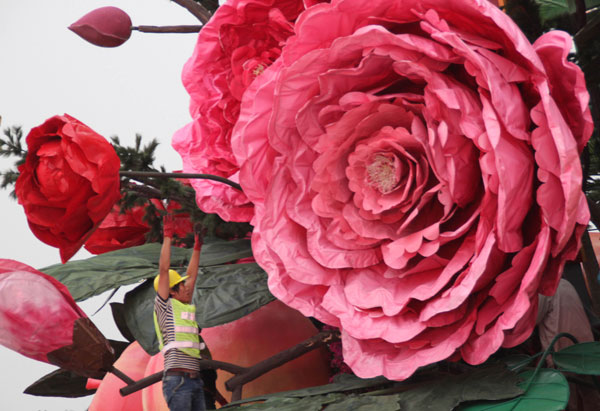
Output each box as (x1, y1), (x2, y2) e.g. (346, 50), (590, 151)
(68, 7), (132, 48)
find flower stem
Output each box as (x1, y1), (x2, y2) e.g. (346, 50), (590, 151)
(170, 0), (212, 24)
(132, 25), (202, 33)
(119, 171), (242, 191)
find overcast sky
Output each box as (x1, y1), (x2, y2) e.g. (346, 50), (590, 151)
(0, 0), (200, 409)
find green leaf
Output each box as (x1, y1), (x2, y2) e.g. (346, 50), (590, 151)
(394, 365), (522, 411)
(586, 0), (600, 9)
(225, 366), (522, 411)
(460, 369), (569, 411)
(535, 0), (600, 25)
(325, 394), (401, 411)
(227, 374), (391, 406)
(225, 393), (347, 410)
(40, 239), (253, 301)
(23, 340), (129, 398)
(110, 302), (136, 342)
(24, 368), (95, 398)
(198, 238), (253, 266)
(123, 263), (274, 355)
(223, 375), (391, 409)
(535, 0), (570, 23)
(553, 342), (600, 375)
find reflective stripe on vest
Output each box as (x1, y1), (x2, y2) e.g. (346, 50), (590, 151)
(162, 340), (206, 354)
(175, 325), (198, 334)
(181, 311), (195, 321)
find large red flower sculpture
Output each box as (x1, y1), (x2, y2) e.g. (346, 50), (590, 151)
(15, 114), (121, 263)
(231, 0), (593, 380)
(84, 203), (153, 254)
(84, 198), (194, 255)
(172, 0), (309, 222)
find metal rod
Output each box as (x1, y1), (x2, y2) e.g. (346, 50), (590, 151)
(110, 366), (136, 386)
(120, 371), (163, 396)
(132, 25), (202, 33)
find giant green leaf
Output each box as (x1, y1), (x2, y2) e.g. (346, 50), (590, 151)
(24, 368), (95, 398)
(41, 239), (253, 301)
(225, 366), (522, 411)
(24, 340), (130, 398)
(535, 0), (600, 25)
(230, 393), (400, 411)
(123, 263), (274, 355)
(223, 375), (391, 409)
(228, 374), (390, 405)
(536, 0), (573, 23)
(460, 369), (569, 411)
(225, 393), (347, 411)
(552, 342), (600, 375)
(395, 365), (522, 411)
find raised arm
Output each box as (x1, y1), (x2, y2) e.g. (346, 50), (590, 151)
(157, 214), (176, 300)
(185, 223), (205, 290)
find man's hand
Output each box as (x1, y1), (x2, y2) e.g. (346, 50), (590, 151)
(185, 223), (206, 285)
(163, 213), (177, 238)
(193, 223), (207, 251)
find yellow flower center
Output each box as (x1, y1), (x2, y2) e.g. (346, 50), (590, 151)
(366, 154), (400, 194)
(252, 64), (266, 77)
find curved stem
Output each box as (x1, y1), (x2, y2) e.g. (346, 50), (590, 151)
(171, 0), (212, 24)
(521, 332), (579, 395)
(120, 170), (242, 192)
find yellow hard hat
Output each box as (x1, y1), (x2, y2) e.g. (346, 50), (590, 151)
(154, 269), (188, 292)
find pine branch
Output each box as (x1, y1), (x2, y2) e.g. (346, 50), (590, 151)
(111, 135), (159, 172)
(0, 171), (19, 198)
(1, 126), (27, 197)
(0, 126), (26, 158)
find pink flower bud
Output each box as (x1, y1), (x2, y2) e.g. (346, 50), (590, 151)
(68, 6), (132, 48)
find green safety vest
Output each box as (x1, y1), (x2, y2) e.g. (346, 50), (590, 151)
(154, 298), (208, 358)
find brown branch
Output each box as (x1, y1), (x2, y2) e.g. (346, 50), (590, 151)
(119, 358), (246, 396)
(117, 329), (340, 401)
(171, 0), (212, 24)
(120, 170), (242, 192)
(226, 329), (340, 401)
(132, 25), (202, 33)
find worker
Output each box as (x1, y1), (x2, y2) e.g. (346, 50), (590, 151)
(154, 214), (206, 411)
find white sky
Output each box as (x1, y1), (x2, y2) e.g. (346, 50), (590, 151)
(0, 0), (200, 409)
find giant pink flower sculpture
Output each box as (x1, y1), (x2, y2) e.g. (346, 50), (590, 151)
(172, 0), (310, 222)
(232, 0), (593, 380)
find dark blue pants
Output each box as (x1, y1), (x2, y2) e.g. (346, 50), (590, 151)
(162, 374), (206, 411)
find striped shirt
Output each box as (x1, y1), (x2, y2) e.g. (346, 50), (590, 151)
(154, 294), (201, 371)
